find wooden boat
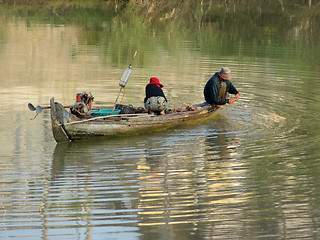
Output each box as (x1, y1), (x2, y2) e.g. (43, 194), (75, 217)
(50, 97), (220, 143)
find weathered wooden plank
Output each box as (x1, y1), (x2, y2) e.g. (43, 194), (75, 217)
(50, 97), (219, 143)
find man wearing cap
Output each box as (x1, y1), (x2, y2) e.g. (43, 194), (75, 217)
(144, 77), (168, 115)
(203, 67), (239, 106)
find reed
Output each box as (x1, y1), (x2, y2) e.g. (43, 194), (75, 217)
(127, 0), (320, 26)
(1, 0), (319, 41)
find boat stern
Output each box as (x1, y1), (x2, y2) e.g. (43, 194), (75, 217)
(50, 97), (71, 143)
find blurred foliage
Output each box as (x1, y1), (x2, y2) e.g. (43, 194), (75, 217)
(1, 0), (320, 68)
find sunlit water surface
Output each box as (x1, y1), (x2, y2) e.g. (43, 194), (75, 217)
(1, 18), (320, 240)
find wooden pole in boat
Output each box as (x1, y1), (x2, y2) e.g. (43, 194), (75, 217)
(63, 112), (149, 125)
(112, 51), (137, 114)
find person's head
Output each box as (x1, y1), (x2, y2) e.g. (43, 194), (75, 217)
(219, 67), (232, 80)
(149, 77), (164, 88)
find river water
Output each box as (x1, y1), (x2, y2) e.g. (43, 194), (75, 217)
(1, 9), (320, 240)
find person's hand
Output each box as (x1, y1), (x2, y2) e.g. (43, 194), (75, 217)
(228, 93), (239, 104)
(228, 98), (235, 104)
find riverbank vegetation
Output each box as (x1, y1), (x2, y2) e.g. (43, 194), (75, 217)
(2, 0), (319, 26)
(2, 0), (319, 35)
(2, 0), (320, 21)
(1, 0), (319, 66)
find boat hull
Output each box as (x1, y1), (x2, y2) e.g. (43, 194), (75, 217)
(50, 97), (220, 143)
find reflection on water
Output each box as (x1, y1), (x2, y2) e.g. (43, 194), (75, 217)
(1, 12), (320, 240)
(3, 111), (320, 239)
(35, 125), (245, 239)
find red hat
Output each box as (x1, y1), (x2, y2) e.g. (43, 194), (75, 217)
(149, 77), (164, 88)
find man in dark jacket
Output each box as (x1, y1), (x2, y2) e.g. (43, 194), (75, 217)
(204, 67), (239, 106)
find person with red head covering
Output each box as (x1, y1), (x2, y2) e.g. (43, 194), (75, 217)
(203, 67), (239, 107)
(144, 77), (168, 115)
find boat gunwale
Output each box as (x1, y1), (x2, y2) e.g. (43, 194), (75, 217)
(50, 97), (220, 143)
(63, 107), (213, 125)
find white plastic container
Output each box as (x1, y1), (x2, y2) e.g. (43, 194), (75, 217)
(119, 65), (132, 87)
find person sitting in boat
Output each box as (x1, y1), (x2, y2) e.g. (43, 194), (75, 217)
(203, 67), (239, 107)
(144, 77), (168, 115)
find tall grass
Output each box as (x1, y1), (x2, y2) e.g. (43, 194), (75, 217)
(2, 0), (319, 36)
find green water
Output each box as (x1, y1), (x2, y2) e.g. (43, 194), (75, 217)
(0, 3), (320, 239)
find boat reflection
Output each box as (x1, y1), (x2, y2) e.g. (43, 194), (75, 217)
(49, 125), (246, 238)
